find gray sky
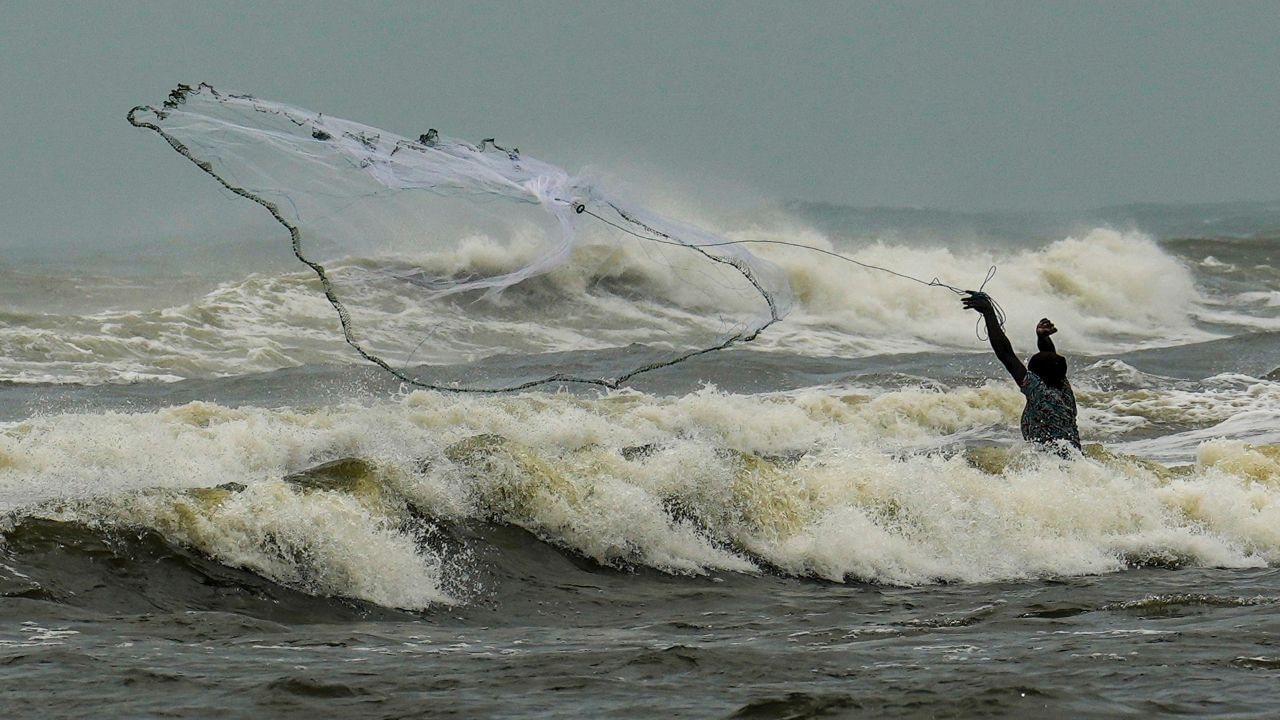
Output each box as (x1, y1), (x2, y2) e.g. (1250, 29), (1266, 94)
(2, 1), (1278, 255)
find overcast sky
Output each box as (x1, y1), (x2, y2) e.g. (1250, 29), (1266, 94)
(2, 1), (1278, 254)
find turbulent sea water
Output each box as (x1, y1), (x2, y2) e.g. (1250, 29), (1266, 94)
(3, 202), (1280, 717)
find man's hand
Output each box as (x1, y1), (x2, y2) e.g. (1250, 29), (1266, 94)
(1036, 318), (1057, 337)
(965, 292), (1026, 384)
(962, 293), (994, 314)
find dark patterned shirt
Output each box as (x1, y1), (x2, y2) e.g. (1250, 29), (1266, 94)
(1020, 372), (1081, 451)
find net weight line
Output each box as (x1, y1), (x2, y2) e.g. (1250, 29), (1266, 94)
(576, 204), (1005, 339)
(128, 89), (787, 393)
(579, 205), (982, 295)
(130, 86), (999, 392)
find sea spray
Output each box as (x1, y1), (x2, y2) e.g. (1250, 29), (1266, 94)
(5, 383), (1280, 606)
(0, 225), (1252, 386)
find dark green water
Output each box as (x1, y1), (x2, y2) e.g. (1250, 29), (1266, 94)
(5, 521), (1280, 718)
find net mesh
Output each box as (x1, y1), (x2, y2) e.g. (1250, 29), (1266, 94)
(129, 84), (792, 391)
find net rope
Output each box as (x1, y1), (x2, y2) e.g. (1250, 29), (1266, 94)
(129, 83), (996, 392)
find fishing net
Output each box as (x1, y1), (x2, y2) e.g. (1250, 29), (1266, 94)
(129, 84), (792, 391)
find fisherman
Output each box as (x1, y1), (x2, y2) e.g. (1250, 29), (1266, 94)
(962, 292), (1081, 454)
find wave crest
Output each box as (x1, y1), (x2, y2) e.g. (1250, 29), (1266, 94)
(5, 385), (1280, 606)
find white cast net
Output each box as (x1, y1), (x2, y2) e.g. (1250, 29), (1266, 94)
(129, 84), (792, 391)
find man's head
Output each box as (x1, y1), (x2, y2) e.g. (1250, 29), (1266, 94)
(1028, 351), (1068, 388)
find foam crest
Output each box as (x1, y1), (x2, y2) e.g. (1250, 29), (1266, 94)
(737, 227), (1215, 355)
(1196, 441), (1280, 484)
(0, 272), (346, 384)
(1076, 373), (1280, 440)
(4, 381), (1280, 602)
(1114, 410), (1280, 464)
(33, 482), (451, 610)
(0, 223), (1238, 385)
(1235, 291), (1280, 308)
(0, 238), (756, 384)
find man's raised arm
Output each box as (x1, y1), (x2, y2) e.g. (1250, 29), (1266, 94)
(1037, 318), (1057, 353)
(962, 293), (1026, 385)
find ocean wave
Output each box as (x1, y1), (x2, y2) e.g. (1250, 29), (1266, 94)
(3, 383), (1279, 606)
(20, 482), (452, 610)
(1234, 290), (1280, 307)
(4, 224), (1261, 385)
(747, 227), (1220, 357)
(1114, 410), (1280, 464)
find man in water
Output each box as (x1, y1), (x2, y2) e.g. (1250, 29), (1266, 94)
(962, 293), (1081, 453)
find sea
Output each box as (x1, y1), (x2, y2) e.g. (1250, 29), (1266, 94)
(3, 200), (1280, 717)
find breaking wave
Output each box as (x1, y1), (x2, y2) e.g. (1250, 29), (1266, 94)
(4, 381), (1280, 608)
(0, 226), (1252, 385)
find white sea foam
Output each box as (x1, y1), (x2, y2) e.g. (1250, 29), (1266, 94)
(739, 226), (1219, 356)
(1235, 291), (1280, 307)
(1114, 410), (1280, 464)
(44, 482), (452, 610)
(3, 380), (1280, 604)
(2, 223), (1260, 385)
(1076, 372), (1280, 439)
